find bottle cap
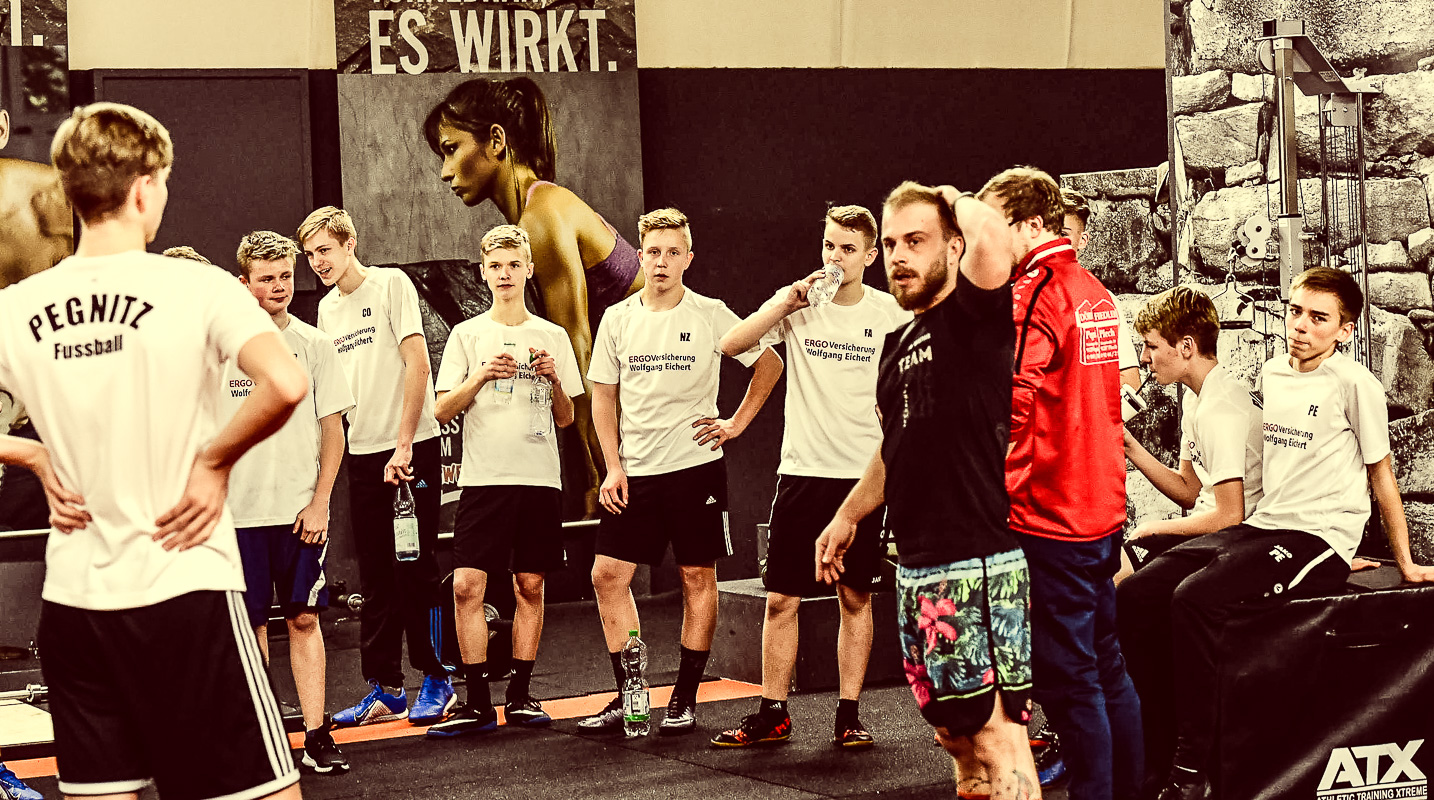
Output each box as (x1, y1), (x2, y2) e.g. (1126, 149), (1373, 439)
(628, 630), (639, 637)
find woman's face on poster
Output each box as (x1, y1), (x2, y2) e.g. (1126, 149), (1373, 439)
(436, 120), (501, 207)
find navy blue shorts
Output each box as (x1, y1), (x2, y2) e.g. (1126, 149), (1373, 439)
(237, 524), (329, 627)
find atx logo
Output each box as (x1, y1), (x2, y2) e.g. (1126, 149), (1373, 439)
(1318, 739), (1426, 799)
(679, 332), (691, 342)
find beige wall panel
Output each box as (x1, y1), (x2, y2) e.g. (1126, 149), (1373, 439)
(636, 0), (843, 68)
(842, 0), (1074, 68)
(68, 0), (338, 70)
(1068, 0), (1164, 68)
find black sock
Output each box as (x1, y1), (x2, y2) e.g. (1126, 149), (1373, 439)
(609, 650), (625, 692)
(674, 646), (709, 703)
(507, 658), (536, 703)
(835, 698), (859, 730)
(759, 697), (788, 720)
(463, 662), (490, 709)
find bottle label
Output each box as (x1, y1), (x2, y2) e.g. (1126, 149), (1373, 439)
(623, 688), (649, 722)
(394, 515), (420, 560)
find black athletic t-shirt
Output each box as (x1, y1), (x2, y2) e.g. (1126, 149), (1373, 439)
(877, 270), (1016, 567)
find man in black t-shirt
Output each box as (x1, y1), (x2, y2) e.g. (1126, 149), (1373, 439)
(817, 182), (1037, 799)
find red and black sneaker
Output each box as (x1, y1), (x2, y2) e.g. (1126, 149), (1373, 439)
(832, 719), (875, 748)
(710, 712), (792, 747)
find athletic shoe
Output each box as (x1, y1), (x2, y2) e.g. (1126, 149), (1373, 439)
(1029, 722), (1066, 787)
(659, 695), (696, 736)
(332, 681), (408, 727)
(504, 697), (552, 726)
(301, 725), (350, 773)
(832, 719), (875, 748)
(576, 697), (625, 733)
(426, 703), (498, 737)
(710, 712), (791, 747)
(0, 764), (42, 800)
(1155, 767), (1211, 800)
(410, 675), (457, 724)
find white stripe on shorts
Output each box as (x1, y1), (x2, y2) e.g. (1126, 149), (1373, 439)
(224, 592), (294, 781)
(1288, 548), (1336, 590)
(306, 541), (329, 608)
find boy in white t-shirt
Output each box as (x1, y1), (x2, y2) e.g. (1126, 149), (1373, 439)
(219, 231), (355, 772)
(300, 207), (453, 727)
(426, 225), (583, 737)
(1114, 286), (1262, 789)
(1133, 267), (1434, 800)
(578, 208), (783, 735)
(709, 205), (909, 749)
(0, 103), (307, 800)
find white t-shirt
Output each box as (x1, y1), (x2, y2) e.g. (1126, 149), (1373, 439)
(754, 285), (911, 478)
(588, 289), (766, 477)
(0, 252), (275, 610)
(1178, 364), (1263, 517)
(1246, 351), (1389, 562)
(435, 312), (583, 489)
(220, 317), (355, 527)
(317, 266), (440, 455)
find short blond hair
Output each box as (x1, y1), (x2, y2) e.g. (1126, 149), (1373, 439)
(296, 206), (357, 249)
(51, 102), (174, 223)
(162, 246), (211, 265)
(1134, 286), (1219, 357)
(825, 205), (878, 250)
(638, 207), (692, 250)
(978, 166), (1065, 233)
(480, 224), (532, 262)
(883, 181), (961, 242)
(237, 230), (300, 277)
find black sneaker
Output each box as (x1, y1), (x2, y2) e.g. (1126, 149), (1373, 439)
(576, 697), (625, 734)
(1156, 767), (1211, 800)
(1030, 722), (1066, 787)
(301, 725), (350, 773)
(659, 695), (696, 736)
(425, 702), (498, 738)
(504, 697), (552, 726)
(832, 718), (874, 748)
(710, 712), (792, 747)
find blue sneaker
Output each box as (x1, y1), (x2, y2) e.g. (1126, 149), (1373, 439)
(332, 681), (408, 727)
(0, 763), (43, 800)
(410, 675), (456, 724)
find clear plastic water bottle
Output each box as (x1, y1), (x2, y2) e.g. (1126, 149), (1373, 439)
(529, 379), (552, 437)
(805, 263), (844, 307)
(493, 339), (517, 404)
(620, 630), (649, 737)
(393, 482), (419, 562)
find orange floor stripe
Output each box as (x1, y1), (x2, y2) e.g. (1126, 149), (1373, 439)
(6, 679), (761, 780)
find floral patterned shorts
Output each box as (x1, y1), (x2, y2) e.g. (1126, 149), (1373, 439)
(896, 548), (1033, 736)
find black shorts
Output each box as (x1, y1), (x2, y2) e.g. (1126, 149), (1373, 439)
(236, 524), (329, 627)
(39, 591), (298, 800)
(1124, 532), (1188, 571)
(453, 485), (566, 575)
(596, 459), (732, 567)
(764, 474), (885, 597)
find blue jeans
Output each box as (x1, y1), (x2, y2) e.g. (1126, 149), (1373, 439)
(1018, 532), (1144, 800)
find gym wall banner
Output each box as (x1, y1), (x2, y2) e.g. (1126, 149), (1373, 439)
(334, 1), (642, 526)
(0, 0), (70, 531)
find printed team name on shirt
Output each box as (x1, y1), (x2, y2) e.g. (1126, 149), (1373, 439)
(802, 335), (880, 364)
(1074, 296), (1121, 366)
(627, 331), (698, 373)
(26, 292), (156, 360)
(333, 310), (377, 355)
(1263, 420), (1315, 451)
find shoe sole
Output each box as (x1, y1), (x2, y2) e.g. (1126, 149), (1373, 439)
(333, 706), (409, 728)
(425, 720), (498, 738)
(659, 722), (696, 737)
(832, 737), (875, 748)
(410, 693), (459, 725)
(300, 754), (351, 773)
(506, 713), (553, 726)
(710, 733), (791, 748)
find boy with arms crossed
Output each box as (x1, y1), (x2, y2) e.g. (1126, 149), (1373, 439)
(1123, 267), (1434, 800)
(1115, 286), (1261, 788)
(0, 103), (307, 800)
(221, 231), (355, 772)
(579, 208), (783, 734)
(427, 225), (582, 736)
(712, 205), (909, 748)
(816, 182), (1038, 799)
(301, 207), (454, 726)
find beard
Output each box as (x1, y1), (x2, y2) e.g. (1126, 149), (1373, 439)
(888, 254), (949, 311)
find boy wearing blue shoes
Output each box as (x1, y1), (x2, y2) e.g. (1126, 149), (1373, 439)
(301, 207), (455, 727)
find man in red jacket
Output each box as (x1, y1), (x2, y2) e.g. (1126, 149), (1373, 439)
(979, 167), (1143, 800)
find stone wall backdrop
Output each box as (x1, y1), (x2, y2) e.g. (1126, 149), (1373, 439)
(1065, 2), (1434, 562)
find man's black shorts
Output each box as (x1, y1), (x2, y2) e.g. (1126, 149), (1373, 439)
(764, 474), (885, 597)
(39, 591), (298, 800)
(596, 459), (732, 566)
(453, 485), (566, 575)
